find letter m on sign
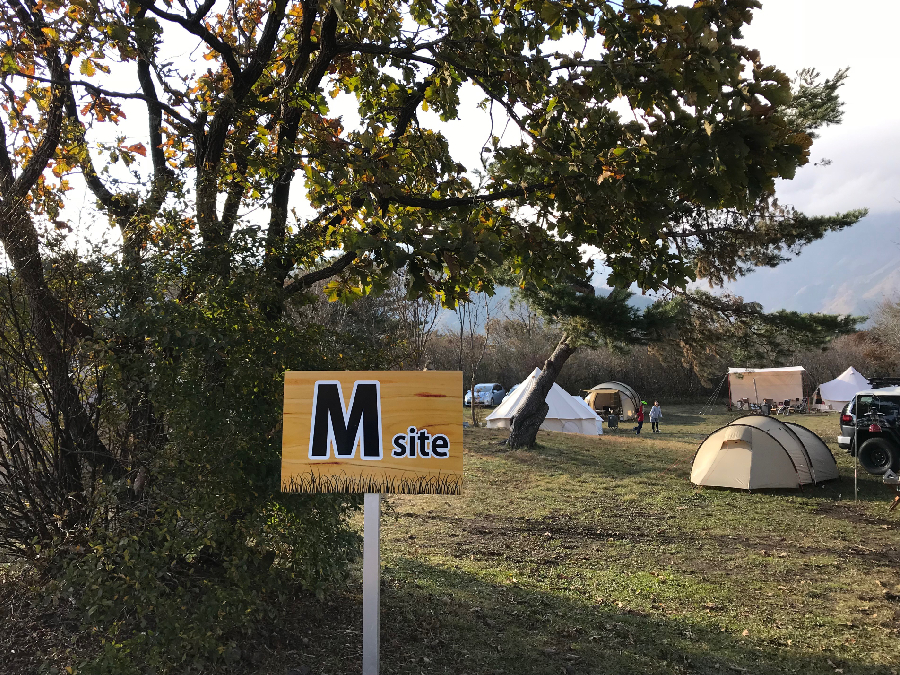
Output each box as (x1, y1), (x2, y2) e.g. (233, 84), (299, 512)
(308, 381), (383, 460)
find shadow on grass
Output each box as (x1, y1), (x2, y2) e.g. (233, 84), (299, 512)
(276, 558), (896, 675)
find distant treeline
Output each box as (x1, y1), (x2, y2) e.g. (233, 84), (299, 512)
(297, 282), (900, 402)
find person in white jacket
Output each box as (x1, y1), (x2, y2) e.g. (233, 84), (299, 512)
(649, 401), (662, 433)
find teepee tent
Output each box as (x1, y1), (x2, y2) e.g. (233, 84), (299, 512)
(584, 381), (641, 420)
(816, 367), (870, 410)
(485, 368), (600, 436)
(727, 367), (804, 406)
(691, 424), (801, 489)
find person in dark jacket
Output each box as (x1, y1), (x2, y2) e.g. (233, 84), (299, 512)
(633, 401), (646, 434)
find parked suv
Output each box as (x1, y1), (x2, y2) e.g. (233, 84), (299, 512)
(844, 386), (900, 475)
(837, 400), (856, 451)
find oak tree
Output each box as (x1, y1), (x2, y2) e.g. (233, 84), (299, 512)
(0, 0), (867, 663)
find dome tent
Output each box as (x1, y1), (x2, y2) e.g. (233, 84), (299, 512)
(486, 368), (601, 436)
(732, 415), (816, 484)
(729, 415), (838, 484)
(584, 381), (641, 420)
(691, 416), (838, 489)
(783, 422), (839, 482)
(691, 424), (800, 489)
(815, 367), (870, 410)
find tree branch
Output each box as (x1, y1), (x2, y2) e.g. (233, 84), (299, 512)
(143, 1), (243, 77)
(284, 0), (320, 90)
(283, 250), (357, 296)
(303, 7), (340, 92)
(0, 118), (13, 193)
(392, 79), (429, 140)
(382, 184), (536, 208)
(11, 71), (196, 131)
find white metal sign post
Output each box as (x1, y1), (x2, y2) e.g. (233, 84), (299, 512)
(363, 493), (381, 675)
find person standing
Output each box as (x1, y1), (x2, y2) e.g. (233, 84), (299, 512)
(633, 401), (645, 434)
(650, 401), (662, 433)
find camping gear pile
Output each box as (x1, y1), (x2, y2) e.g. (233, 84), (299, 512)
(584, 381), (641, 421)
(486, 368), (603, 436)
(691, 415), (838, 490)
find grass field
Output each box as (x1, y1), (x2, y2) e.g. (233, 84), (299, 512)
(273, 405), (900, 675)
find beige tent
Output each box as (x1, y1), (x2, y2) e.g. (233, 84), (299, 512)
(784, 422), (839, 482)
(732, 415), (816, 484)
(691, 424), (801, 489)
(692, 416), (838, 489)
(728, 367), (804, 406)
(584, 381), (640, 420)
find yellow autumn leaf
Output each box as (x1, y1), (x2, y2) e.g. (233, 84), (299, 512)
(80, 59), (95, 77)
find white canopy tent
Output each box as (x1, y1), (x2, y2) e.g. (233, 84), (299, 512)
(815, 367), (870, 410)
(728, 367), (805, 406)
(485, 368), (602, 436)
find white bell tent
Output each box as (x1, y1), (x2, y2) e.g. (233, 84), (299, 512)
(572, 395), (604, 435)
(815, 367), (870, 410)
(485, 368), (602, 436)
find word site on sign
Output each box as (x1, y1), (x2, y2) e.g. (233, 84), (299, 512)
(282, 371), (463, 495)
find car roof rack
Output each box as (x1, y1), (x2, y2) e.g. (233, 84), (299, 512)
(869, 377), (900, 389)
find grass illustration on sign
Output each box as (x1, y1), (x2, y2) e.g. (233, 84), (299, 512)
(281, 371), (463, 495)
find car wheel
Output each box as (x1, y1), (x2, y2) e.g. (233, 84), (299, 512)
(858, 438), (899, 475)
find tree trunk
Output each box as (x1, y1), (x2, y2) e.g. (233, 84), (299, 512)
(508, 334), (577, 449)
(0, 209), (115, 481)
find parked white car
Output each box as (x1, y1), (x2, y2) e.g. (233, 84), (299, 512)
(464, 383), (506, 406)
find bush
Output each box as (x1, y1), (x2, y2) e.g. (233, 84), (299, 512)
(0, 240), (399, 672)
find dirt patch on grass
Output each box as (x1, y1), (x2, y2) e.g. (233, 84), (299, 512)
(816, 501), (899, 528)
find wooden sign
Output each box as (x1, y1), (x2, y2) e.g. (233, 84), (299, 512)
(282, 371), (463, 494)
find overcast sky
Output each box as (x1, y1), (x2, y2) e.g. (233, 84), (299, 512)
(740, 0), (900, 217)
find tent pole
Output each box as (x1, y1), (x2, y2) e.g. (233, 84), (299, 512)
(726, 374), (732, 412)
(854, 394), (858, 503)
(754, 379), (759, 407)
